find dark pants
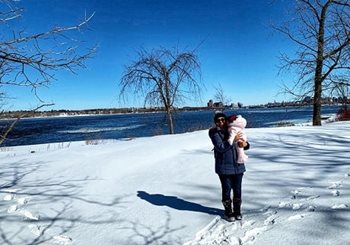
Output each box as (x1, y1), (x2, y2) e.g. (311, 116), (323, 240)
(218, 173), (243, 202)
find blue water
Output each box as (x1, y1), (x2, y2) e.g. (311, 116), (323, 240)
(0, 105), (342, 147)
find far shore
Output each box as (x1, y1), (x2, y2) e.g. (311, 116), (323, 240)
(1, 103), (346, 121)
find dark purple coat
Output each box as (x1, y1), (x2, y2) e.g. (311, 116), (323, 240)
(208, 126), (248, 175)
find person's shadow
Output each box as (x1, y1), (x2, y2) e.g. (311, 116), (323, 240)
(137, 191), (222, 216)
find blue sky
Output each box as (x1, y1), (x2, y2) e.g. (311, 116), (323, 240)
(5, 0), (296, 110)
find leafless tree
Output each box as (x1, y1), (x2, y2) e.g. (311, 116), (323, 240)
(0, 0), (95, 145)
(120, 47), (202, 134)
(331, 81), (350, 108)
(214, 83), (232, 107)
(275, 0), (350, 125)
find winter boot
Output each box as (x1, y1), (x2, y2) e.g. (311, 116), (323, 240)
(222, 200), (235, 222)
(233, 198), (242, 220)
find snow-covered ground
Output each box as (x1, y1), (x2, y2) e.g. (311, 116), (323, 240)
(0, 121), (349, 245)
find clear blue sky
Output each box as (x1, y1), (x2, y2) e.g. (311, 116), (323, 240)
(5, 0), (297, 110)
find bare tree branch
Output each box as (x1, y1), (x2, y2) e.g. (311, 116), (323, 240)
(119, 47), (202, 134)
(0, 1), (96, 145)
(0, 2), (96, 98)
(275, 0), (350, 125)
(213, 83), (231, 107)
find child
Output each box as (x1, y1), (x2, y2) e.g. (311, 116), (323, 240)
(227, 115), (248, 164)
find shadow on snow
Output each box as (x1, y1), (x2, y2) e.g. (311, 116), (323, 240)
(137, 191), (222, 216)
(0, 160), (125, 245)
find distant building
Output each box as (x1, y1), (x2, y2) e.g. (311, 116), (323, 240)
(207, 100), (223, 108)
(213, 102), (224, 108)
(214, 102), (224, 107)
(303, 96), (312, 104)
(230, 103), (239, 108)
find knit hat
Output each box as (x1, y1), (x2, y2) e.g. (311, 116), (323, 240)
(227, 114), (237, 123)
(213, 111), (226, 122)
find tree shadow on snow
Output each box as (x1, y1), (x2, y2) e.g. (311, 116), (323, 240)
(137, 191), (222, 216)
(0, 160), (125, 245)
(124, 211), (184, 245)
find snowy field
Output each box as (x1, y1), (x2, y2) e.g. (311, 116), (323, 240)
(0, 121), (349, 245)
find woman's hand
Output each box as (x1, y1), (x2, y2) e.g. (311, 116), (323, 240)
(237, 140), (248, 148)
(234, 132), (247, 148)
(234, 132), (243, 142)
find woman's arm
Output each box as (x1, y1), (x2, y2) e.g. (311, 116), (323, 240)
(209, 128), (232, 153)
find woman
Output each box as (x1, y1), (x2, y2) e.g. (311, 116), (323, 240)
(208, 112), (249, 221)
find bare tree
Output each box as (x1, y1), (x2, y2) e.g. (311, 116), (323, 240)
(120, 47), (202, 134)
(276, 0), (350, 125)
(0, 0), (95, 145)
(214, 83), (232, 108)
(331, 81), (350, 108)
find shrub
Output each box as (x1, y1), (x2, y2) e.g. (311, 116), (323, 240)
(275, 121), (295, 127)
(336, 108), (350, 121)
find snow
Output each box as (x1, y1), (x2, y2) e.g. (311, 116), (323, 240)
(1, 121), (350, 244)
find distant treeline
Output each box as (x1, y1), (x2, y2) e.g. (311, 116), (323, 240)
(2, 102), (348, 120)
(1, 106), (212, 119)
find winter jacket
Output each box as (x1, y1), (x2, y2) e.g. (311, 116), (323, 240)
(209, 126), (249, 175)
(227, 115), (248, 163)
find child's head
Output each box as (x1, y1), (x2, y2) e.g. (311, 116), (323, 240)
(227, 114), (237, 123)
(227, 115), (247, 129)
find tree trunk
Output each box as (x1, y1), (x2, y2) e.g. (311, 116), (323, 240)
(312, 3), (328, 126)
(313, 44), (323, 126)
(313, 77), (322, 126)
(166, 109), (174, 134)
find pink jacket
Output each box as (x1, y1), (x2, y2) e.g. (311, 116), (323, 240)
(227, 115), (248, 164)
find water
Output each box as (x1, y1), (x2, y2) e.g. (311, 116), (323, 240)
(0, 105), (343, 147)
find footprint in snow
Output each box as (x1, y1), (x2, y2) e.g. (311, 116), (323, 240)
(264, 215), (277, 225)
(262, 208), (278, 225)
(3, 188), (29, 204)
(290, 189), (301, 199)
(259, 205), (271, 212)
(332, 190), (340, 197)
(29, 225), (73, 245)
(331, 204), (348, 209)
(2, 189), (18, 200)
(6, 196), (29, 213)
(227, 236), (241, 245)
(17, 197), (29, 205)
(28, 224), (44, 236)
(328, 182), (342, 189)
(287, 213), (307, 221)
(278, 201), (291, 208)
(307, 205), (316, 212)
(7, 204), (18, 213)
(292, 203), (303, 210)
(305, 195), (320, 201)
(52, 235), (73, 245)
(241, 226), (269, 244)
(263, 209), (277, 216)
(242, 219), (256, 229)
(279, 188), (320, 213)
(2, 192), (71, 244)
(6, 196), (32, 217)
(3, 193), (15, 201)
(18, 209), (40, 220)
